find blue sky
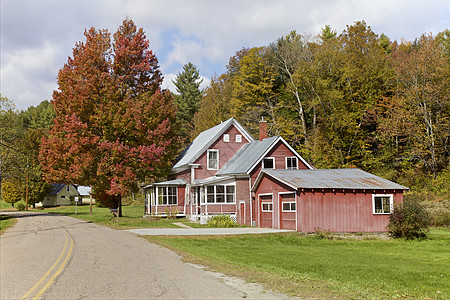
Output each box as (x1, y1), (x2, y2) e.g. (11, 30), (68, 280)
(1, 0), (449, 110)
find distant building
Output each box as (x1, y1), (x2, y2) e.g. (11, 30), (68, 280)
(77, 186), (95, 205)
(42, 184), (78, 207)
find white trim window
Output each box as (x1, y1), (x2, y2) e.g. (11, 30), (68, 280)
(223, 134), (230, 142)
(236, 134), (242, 143)
(207, 149), (219, 170)
(262, 157), (275, 169)
(373, 194), (393, 214)
(206, 184), (235, 204)
(282, 202), (296, 211)
(261, 202), (273, 212)
(157, 186), (178, 205)
(286, 157), (298, 170)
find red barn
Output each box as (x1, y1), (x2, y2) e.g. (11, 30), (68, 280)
(252, 169), (408, 232)
(143, 118), (408, 232)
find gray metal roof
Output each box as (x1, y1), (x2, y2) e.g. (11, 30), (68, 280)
(216, 136), (279, 176)
(153, 178), (186, 186)
(254, 169), (408, 191)
(171, 117), (254, 172)
(77, 186), (91, 196)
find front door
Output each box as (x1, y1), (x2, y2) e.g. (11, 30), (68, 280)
(279, 193), (296, 230)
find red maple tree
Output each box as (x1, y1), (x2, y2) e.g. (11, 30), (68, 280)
(40, 19), (179, 215)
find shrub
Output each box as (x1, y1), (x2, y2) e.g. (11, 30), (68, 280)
(388, 195), (431, 239)
(16, 201), (26, 211)
(207, 214), (237, 228)
(313, 227), (333, 239)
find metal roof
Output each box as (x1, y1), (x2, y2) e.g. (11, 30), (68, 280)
(77, 186), (91, 196)
(216, 136), (279, 176)
(171, 117), (254, 172)
(253, 169), (408, 191)
(48, 183), (67, 195)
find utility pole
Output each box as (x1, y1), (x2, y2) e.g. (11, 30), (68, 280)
(25, 159), (29, 211)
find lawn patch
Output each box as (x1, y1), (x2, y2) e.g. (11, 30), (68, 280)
(0, 215), (17, 235)
(145, 229), (449, 299)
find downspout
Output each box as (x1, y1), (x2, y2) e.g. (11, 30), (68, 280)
(249, 178), (253, 227)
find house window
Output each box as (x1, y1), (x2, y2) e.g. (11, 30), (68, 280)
(373, 195), (393, 214)
(206, 185), (235, 204)
(286, 157), (298, 170)
(262, 157), (274, 169)
(282, 202), (296, 211)
(66, 185), (70, 191)
(236, 134), (242, 143)
(262, 202), (273, 212)
(223, 134), (230, 142)
(157, 186), (178, 205)
(60, 195), (66, 199)
(207, 149), (219, 170)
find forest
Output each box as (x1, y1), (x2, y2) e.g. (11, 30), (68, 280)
(0, 20), (448, 210)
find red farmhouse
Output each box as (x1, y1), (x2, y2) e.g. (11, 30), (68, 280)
(143, 118), (407, 232)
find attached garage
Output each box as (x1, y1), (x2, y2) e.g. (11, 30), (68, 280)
(252, 169), (408, 232)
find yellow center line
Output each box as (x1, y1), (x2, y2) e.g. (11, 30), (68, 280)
(32, 235), (74, 300)
(20, 234), (69, 300)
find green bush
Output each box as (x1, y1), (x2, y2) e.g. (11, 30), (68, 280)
(16, 201), (26, 211)
(388, 195), (431, 239)
(207, 214), (237, 228)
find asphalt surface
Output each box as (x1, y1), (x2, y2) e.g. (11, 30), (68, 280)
(0, 212), (293, 299)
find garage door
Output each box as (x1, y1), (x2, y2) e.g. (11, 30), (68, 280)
(259, 195), (273, 228)
(280, 193), (296, 230)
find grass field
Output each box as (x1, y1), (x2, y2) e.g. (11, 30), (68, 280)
(0, 215), (17, 235)
(44, 204), (185, 228)
(146, 228), (450, 299)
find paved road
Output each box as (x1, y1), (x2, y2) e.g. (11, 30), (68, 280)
(1, 212), (292, 299)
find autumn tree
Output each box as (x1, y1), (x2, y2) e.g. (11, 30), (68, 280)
(40, 19), (179, 215)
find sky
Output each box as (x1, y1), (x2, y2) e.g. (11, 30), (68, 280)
(1, 0), (449, 111)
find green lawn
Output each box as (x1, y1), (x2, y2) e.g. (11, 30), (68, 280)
(146, 228), (450, 299)
(45, 204), (184, 228)
(0, 215), (17, 235)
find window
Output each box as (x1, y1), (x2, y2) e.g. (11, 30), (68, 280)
(206, 185), (235, 204)
(66, 185), (70, 192)
(207, 149), (219, 170)
(223, 134), (230, 142)
(236, 134), (242, 143)
(286, 157), (298, 170)
(282, 202), (296, 211)
(157, 186), (178, 205)
(373, 195), (393, 214)
(60, 195), (66, 199)
(262, 202), (273, 212)
(262, 157), (274, 169)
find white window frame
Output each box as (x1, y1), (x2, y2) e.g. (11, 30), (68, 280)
(223, 134), (230, 142)
(285, 157), (298, 170)
(236, 134), (242, 143)
(207, 149), (219, 170)
(157, 186), (178, 205)
(205, 184), (236, 204)
(372, 194), (393, 214)
(282, 202), (296, 212)
(262, 157), (275, 169)
(261, 202), (273, 212)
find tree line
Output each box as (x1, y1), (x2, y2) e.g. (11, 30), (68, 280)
(1, 20), (448, 210)
(192, 21), (449, 194)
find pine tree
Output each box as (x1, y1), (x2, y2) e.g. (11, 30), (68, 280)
(172, 62), (203, 138)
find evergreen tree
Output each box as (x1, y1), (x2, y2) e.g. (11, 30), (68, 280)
(172, 62), (203, 138)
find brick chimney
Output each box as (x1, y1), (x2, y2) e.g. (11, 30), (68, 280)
(259, 118), (267, 141)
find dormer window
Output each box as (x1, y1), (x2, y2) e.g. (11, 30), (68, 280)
(223, 134), (230, 142)
(207, 149), (219, 170)
(262, 157), (274, 169)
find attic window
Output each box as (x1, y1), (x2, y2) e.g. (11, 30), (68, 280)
(223, 134), (230, 142)
(236, 134), (242, 143)
(286, 157), (298, 170)
(262, 157), (274, 169)
(207, 149), (219, 170)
